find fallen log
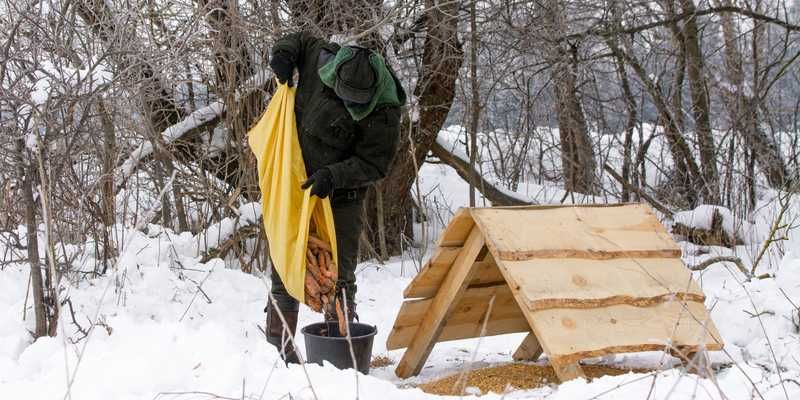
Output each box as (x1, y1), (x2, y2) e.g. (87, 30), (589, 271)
(429, 139), (534, 206)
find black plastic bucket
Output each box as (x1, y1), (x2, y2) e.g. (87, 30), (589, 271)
(301, 322), (377, 374)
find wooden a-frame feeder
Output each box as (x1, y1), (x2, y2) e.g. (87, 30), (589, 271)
(387, 204), (723, 381)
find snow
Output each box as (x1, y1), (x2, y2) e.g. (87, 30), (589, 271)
(4, 235), (800, 399)
(435, 126), (606, 205)
(673, 205), (758, 244)
(5, 134), (800, 398)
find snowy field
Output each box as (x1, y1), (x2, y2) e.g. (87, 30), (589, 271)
(3, 158), (800, 399)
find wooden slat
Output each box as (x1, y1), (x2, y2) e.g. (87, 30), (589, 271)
(404, 259), (504, 299)
(502, 258), (704, 310)
(484, 251), (586, 381)
(551, 359), (586, 381)
(513, 332), (543, 361)
(403, 247), (462, 298)
(531, 301), (724, 364)
(395, 227), (485, 378)
(436, 208), (474, 247)
(470, 260), (505, 287)
(471, 204), (681, 261)
(387, 285), (528, 349)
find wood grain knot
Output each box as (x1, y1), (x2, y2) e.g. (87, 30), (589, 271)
(561, 317), (576, 329)
(610, 318), (618, 324)
(571, 274), (588, 287)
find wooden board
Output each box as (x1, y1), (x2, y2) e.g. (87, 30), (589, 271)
(482, 251), (587, 381)
(395, 227), (485, 378)
(471, 204), (681, 260)
(501, 258), (704, 310)
(405, 258), (504, 299)
(530, 301), (724, 364)
(387, 285), (528, 349)
(513, 332), (543, 361)
(404, 247), (462, 298)
(437, 208), (474, 247)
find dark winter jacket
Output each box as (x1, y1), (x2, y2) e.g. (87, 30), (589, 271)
(271, 32), (406, 194)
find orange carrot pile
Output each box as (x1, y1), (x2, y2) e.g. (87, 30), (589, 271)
(304, 233), (348, 336)
(304, 234), (336, 312)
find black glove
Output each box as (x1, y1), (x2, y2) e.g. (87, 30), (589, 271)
(302, 168), (334, 198)
(269, 51), (295, 87)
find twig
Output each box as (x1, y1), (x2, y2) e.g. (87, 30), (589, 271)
(741, 280), (790, 400)
(64, 298), (88, 342)
(341, 289), (360, 400)
(751, 192), (792, 276)
(153, 391), (239, 400)
(778, 288), (800, 333)
(179, 269), (214, 322)
(453, 293), (496, 397)
(688, 256), (751, 279)
(22, 269), (31, 321)
(603, 163), (673, 217)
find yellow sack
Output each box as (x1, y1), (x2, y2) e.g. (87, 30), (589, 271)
(248, 83), (338, 303)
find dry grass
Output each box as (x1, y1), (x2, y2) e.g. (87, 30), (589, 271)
(370, 355), (394, 369)
(418, 363), (650, 396)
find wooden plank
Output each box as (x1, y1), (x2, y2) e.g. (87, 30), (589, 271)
(387, 285), (529, 349)
(470, 260), (505, 287)
(436, 208), (474, 247)
(531, 301), (724, 364)
(471, 204), (681, 261)
(484, 251), (583, 382)
(395, 227), (486, 378)
(512, 332), (543, 361)
(551, 359), (586, 382)
(404, 258), (504, 299)
(502, 258), (704, 310)
(403, 247), (462, 298)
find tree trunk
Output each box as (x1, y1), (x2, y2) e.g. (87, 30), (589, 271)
(468, 0), (480, 207)
(98, 100), (117, 272)
(16, 138), (48, 338)
(608, 36), (702, 206)
(365, 0), (464, 255)
(680, 0), (719, 203)
(611, 38), (637, 203)
(544, 1), (597, 194)
(715, 0), (788, 189)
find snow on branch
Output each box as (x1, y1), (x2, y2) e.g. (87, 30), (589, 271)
(114, 102), (223, 188)
(113, 68), (273, 191)
(430, 136), (535, 206)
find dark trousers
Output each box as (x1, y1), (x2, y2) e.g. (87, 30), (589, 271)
(270, 198), (363, 305)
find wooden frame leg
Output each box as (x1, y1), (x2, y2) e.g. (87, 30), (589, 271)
(671, 348), (711, 378)
(513, 332), (543, 361)
(550, 358), (586, 382)
(395, 227), (486, 378)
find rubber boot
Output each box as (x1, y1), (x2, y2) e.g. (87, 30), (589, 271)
(265, 294), (300, 364)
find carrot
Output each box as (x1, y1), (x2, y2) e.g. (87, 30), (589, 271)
(324, 251), (337, 280)
(305, 293), (322, 312)
(305, 274), (321, 297)
(307, 249), (318, 266)
(307, 256), (324, 282)
(308, 235), (332, 253)
(335, 298), (347, 336)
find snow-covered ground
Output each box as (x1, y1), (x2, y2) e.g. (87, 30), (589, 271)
(2, 162), (800, 399)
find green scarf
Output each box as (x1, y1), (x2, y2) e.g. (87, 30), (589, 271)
(318, 46), (405, 121)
